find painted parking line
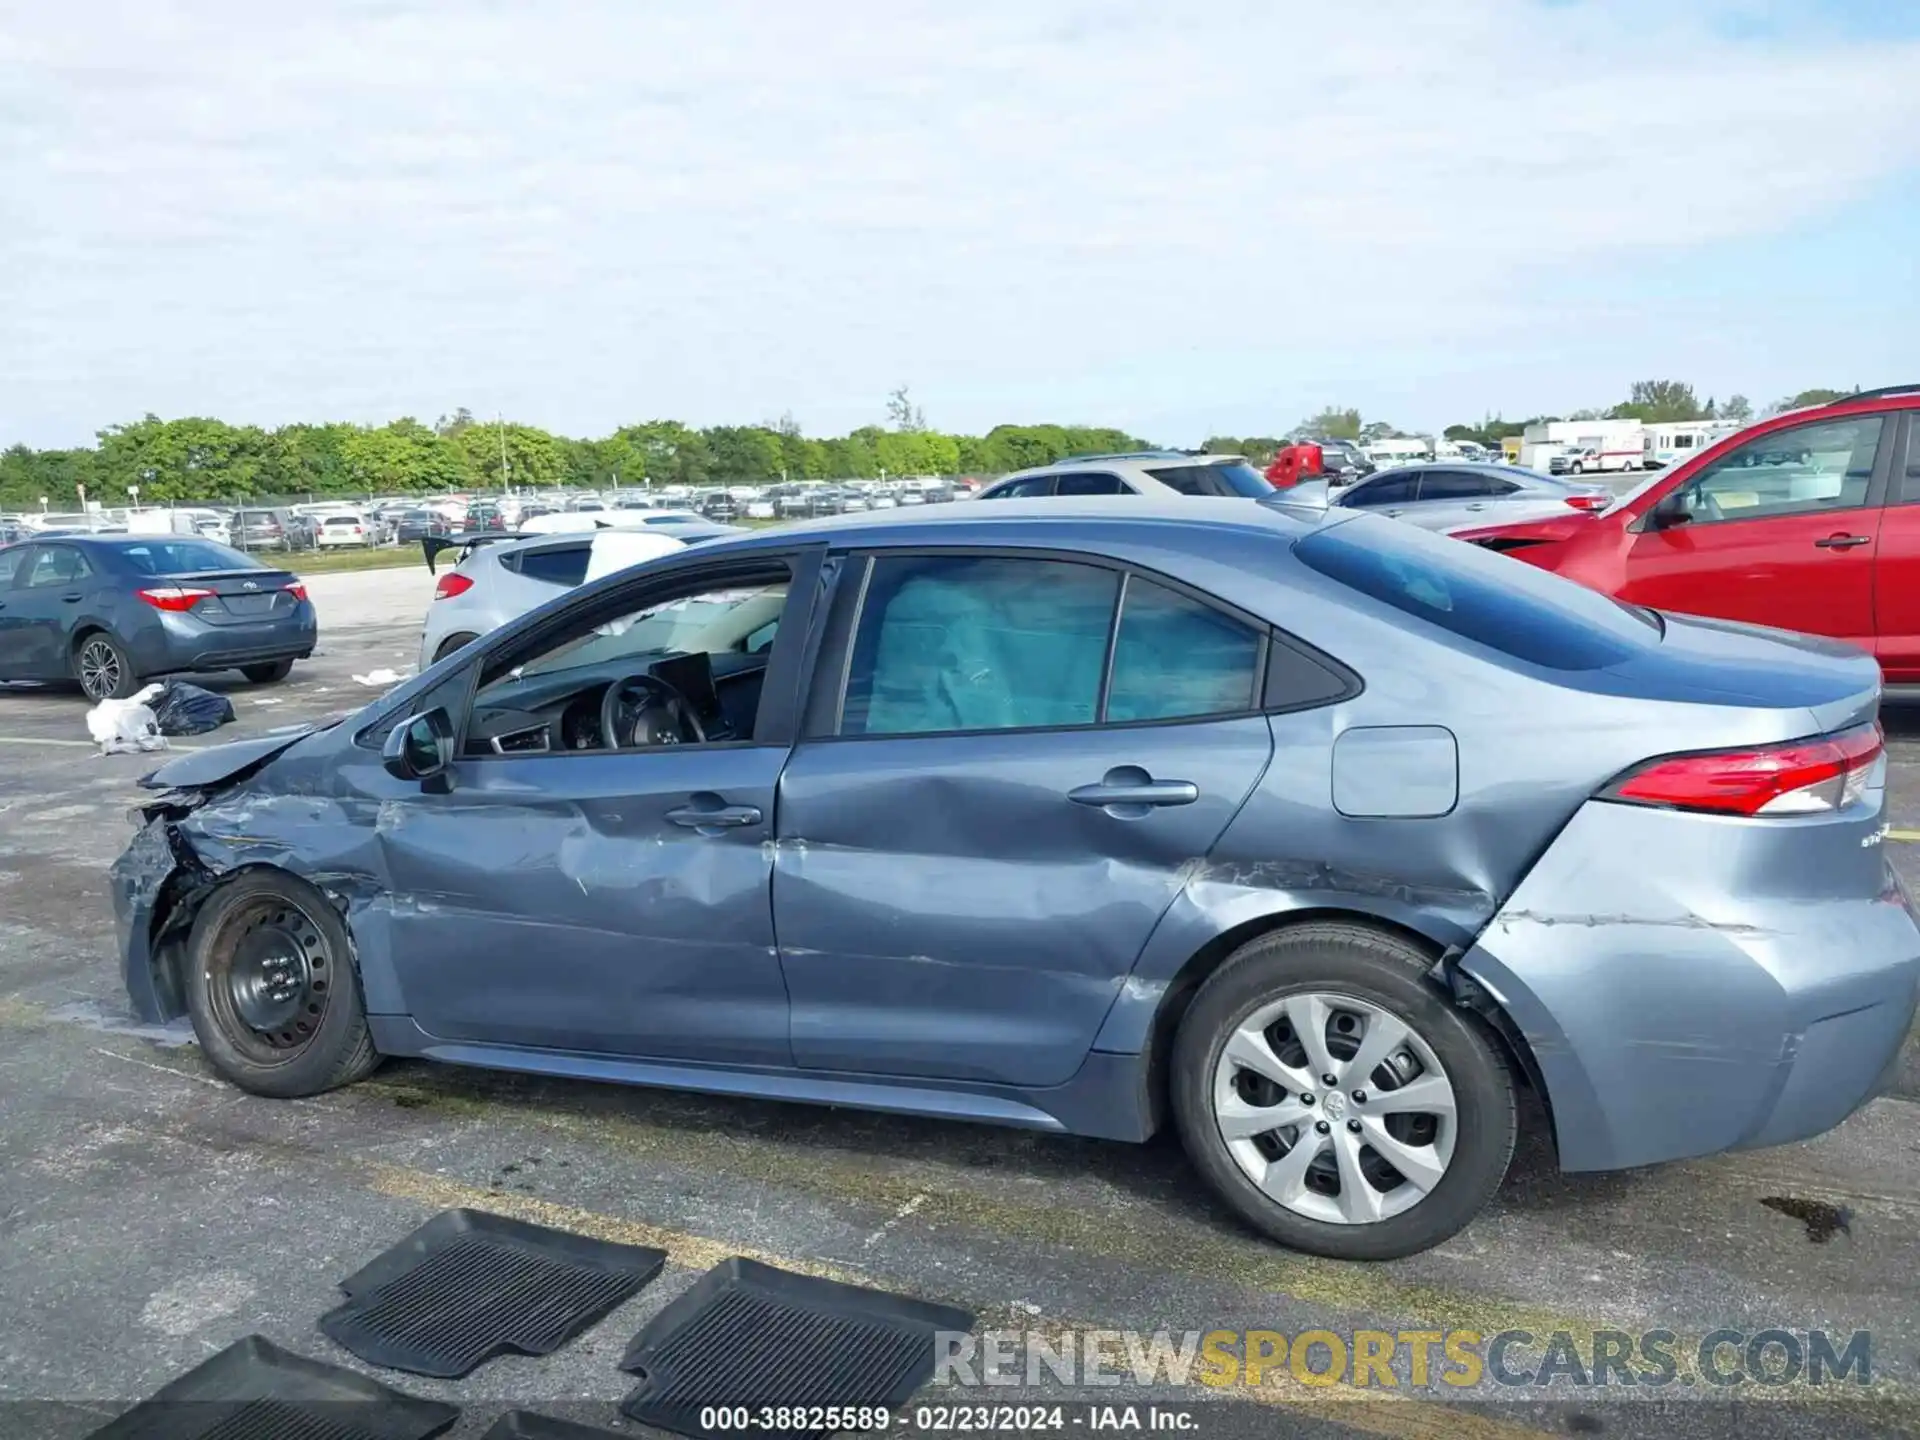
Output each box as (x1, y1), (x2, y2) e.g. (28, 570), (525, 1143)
(0, 735), (210, 751)
(0, 736), (119, 749)
(11, 1003), (1919, 1432)
(1888, 829), (1920, 843)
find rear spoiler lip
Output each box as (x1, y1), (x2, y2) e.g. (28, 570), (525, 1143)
(422, 530), (520, 573)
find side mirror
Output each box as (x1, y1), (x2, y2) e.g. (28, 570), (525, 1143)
(1648, 492), (1692, 531)
(382, 708), (456, 787)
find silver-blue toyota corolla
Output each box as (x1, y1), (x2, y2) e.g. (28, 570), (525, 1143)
(111, 498), (1920, 1259)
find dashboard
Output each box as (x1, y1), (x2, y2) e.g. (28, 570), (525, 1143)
(463, 650), (767, 756)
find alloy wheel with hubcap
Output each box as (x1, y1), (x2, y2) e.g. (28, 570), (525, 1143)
(1170, 922), (1516, 1259)
(1213, 991), (1456, 1226)
(77, 636), (128, 700)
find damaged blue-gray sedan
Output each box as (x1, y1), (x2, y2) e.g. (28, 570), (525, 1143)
(111, 498), (1920, 1259)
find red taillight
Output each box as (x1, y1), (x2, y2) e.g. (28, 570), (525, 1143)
(284, 581), (308, 602)
(433, 572), (473, 601)
(137, 585), (215, 612)
(1600, 722), (1883, 817)
(1563, 493), (1610, 511)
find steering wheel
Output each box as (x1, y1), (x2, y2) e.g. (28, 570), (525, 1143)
(599, 672), (708, 750)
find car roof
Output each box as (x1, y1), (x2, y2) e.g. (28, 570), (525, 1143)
(998, 451), (1248, 483)
(19, 533), (235, 549)
(1368, 462), (1552, 482)
(708, 494), (1341, 550)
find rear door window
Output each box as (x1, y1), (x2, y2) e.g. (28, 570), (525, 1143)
(1105, 577), (1262, 722)
(1342, 476), (1418, 507)
(20, 545), (93, 587)
(1888, 418), (1920, 505)
(1295, 522), (1656, 670)
(1053, 472), (1132, 496)
(0, 546), (30, 589)
(981, 476), (1056, 500)
(1417, 471), (1516, 501)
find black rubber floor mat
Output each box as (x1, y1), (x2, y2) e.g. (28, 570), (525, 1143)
(481, 1413), (629, 1440)
(85, 1334), (459, 1440)
(320, 1208), (666, 1379)
(619, 1258), (975, 1439)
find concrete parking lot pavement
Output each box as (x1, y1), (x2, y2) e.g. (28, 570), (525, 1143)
(2, 569), (1918, 1440)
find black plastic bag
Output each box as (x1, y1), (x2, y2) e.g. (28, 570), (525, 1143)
(150, 680), (236, 737)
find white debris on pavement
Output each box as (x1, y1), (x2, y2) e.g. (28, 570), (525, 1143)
(352, 668), (403, 686)
(85, 685), (169, 755)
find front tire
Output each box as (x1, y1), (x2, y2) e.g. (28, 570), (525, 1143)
(184, 870), (381, 1098)
(74, 631), (139, 700)
(1170, 922), (1516, 1260)
(241, 660), (294, 684)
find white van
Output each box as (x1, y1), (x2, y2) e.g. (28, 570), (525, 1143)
(1643, 421), (1742, 469)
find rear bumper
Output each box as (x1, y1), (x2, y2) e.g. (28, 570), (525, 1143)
(128, 605), (318, 675)
(1460, 799), (1920, 1172)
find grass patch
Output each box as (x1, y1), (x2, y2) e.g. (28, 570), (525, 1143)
(274, 518), (791, 577)
(285, 547), (431, 575)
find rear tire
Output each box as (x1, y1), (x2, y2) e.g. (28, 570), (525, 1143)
(184, 870), (382, 1098)
(432, 633), (479, 664)
(74, 631), (139, 701)
(241, 660), (294, 684)
(1170, 922), (1516, 1260)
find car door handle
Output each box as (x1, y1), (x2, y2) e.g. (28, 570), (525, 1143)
(665, 800), (762, 830)
(1069, 773), (1199, 809)
(1814, 534), (1870, 549)
(61, 592), (83, 602)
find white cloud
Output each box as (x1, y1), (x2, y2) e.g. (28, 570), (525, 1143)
(2, 0), (1917, 444)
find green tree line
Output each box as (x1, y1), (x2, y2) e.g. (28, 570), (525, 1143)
(1196, 384), (1861, 459)
(0, 407), (1150, 510)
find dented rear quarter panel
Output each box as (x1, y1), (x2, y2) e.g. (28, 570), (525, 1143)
(1458, 793), (1920, 1171)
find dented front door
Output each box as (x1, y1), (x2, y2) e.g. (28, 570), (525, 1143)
(375, 745), (791, 1063)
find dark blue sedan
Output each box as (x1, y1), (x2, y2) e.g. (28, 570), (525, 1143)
(109, 499), (1917, 1259)
(0, 534), (315, 699)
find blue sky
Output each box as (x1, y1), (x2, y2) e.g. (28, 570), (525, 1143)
(2, 0), (1917, 448)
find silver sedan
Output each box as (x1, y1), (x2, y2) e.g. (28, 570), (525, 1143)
(1287, 462), (1616, 532)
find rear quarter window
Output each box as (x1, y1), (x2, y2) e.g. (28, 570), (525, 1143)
(1293, 520), (1656, 671)
(505, 544), (592, 588)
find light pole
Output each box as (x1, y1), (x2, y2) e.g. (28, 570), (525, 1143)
(127, 485), (140, 513)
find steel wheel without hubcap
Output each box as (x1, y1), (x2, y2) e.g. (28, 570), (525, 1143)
(78, 638), (124, 700)
(1212, 991), (1457, 1226)
(202, 896), (335, 1066)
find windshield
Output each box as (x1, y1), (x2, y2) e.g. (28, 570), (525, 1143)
(117, 539), (265, 574)
(515, 584), (788, 681)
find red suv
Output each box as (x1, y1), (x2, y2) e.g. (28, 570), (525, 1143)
(1453, 386), (1920, 682)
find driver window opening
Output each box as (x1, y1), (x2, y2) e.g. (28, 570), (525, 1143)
(466, 568), (791, 756)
